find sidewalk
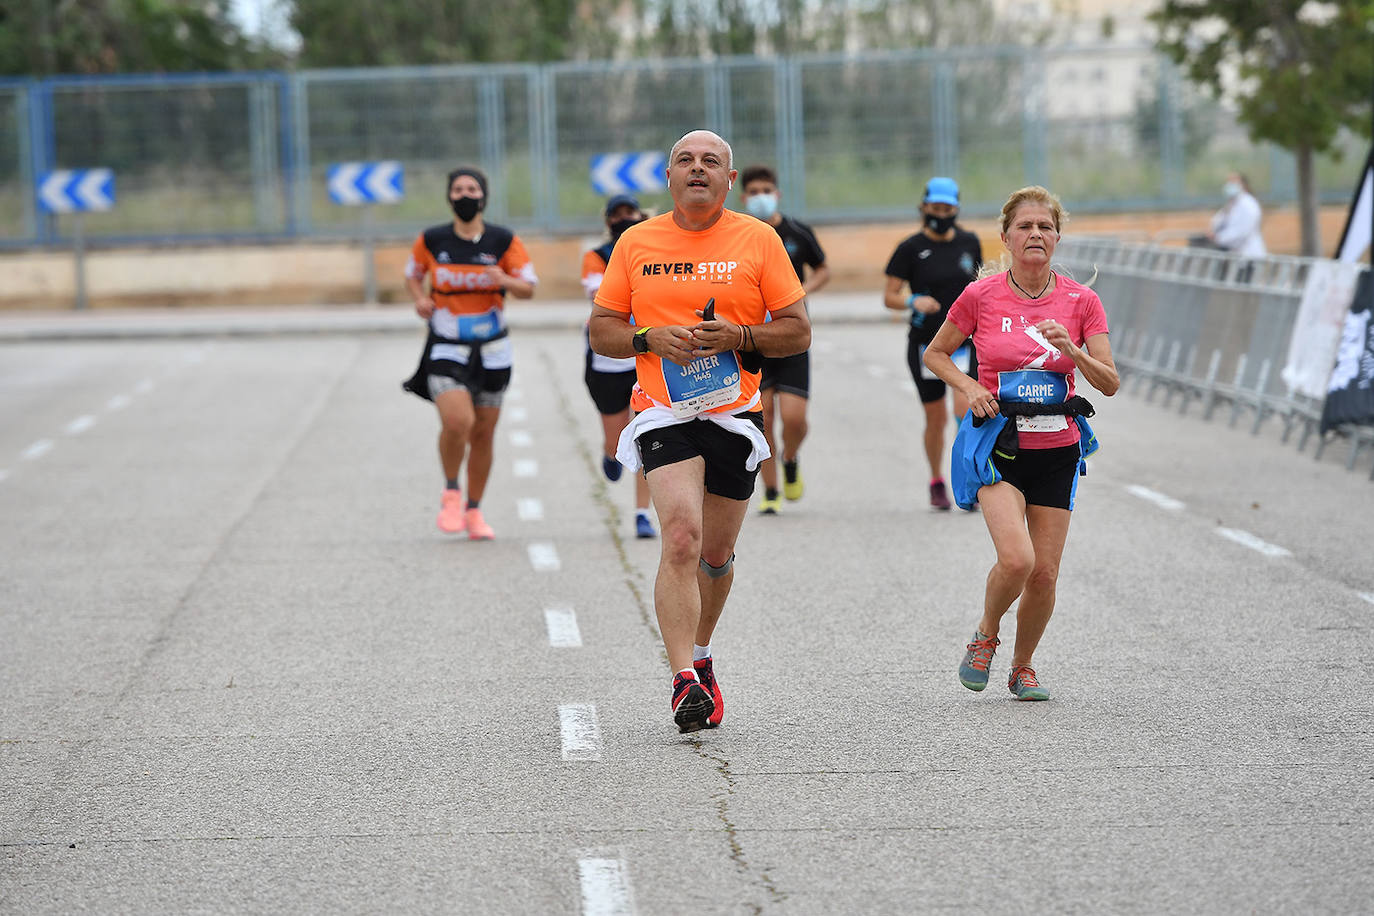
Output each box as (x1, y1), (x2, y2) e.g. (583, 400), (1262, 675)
(0, 293), (895, 341)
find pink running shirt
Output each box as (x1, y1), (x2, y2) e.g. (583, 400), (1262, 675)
(946, 271), (1109, 449)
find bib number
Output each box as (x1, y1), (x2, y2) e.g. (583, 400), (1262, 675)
(998, 370), (1069, 433)
(662, 351), (742, 418)
(432, 306), (504, 342)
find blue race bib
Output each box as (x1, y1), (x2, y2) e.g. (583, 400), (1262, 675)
(662, 351), (743, 418)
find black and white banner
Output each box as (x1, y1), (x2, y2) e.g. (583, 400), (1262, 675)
(1320, 146), (1374, 434)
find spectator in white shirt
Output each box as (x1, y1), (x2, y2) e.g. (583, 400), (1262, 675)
(1207, 172), (1267, 258)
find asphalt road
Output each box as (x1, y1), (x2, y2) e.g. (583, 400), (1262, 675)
(2, 310), (1372, 914)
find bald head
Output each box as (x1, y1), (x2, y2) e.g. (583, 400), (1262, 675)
(670, 130), (733, 171)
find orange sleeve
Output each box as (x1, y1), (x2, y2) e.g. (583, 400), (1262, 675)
(758, 229), (806, 313)
(581, 249), (606, 283)
(499, 234), (538, 284)
(406, 234), (434, 281)
(594, 239), (633, 313)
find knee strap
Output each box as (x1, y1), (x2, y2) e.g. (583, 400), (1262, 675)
(699, 553), (735, 579)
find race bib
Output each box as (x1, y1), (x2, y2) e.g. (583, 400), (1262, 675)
(662, 351), (742, 418)
(432, 306), (504, 342)
(918, 343), (971, 380)
(998, 369), (1069, 433)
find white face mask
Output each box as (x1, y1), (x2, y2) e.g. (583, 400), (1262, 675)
(745, 192), (778, 219)
(1223, 180), (1242, 199)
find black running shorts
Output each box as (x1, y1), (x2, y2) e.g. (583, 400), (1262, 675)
(907, 335), (978, 405)
(584, 359), (636, 416)
(636, 412), (764, 501)
(992, 444), (1081, 510)
(759, 351), (810, 398)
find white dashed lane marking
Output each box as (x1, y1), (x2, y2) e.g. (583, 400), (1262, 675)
(1125, 484), (1185, 511)
(528, 541), (561, 571)
(517, 498), (544, 521)
(21, 440), (53, 461)
(578, 855), (635, 915)
(64, 415), (96, 436)
(866, 364), (890, 379)
(1216, 527), (1291, 559)
(1359, 592), (1374, 606)
(559, 704), (603, 762)
(107, 394), (131, 411)
(134, 378), (154, 394)
(544, 608), (582, 648)
(513, 458), (539, 478)
(509, 430), (534, 447)
(0, 469), (9, 483)
(507, 406), (529, 423)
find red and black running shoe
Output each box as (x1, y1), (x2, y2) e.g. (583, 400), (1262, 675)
(693, 657), (724, 728)
(671, 671), (715, 733)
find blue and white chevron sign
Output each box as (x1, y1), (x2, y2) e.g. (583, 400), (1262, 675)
(590, 152), (667, 196)
(327, 160), (404, 206)
(37, 169), (115, 214)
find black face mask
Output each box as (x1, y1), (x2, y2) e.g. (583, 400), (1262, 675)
(925, 213), (956, 235)
(609, 217), (643, 240)
(451, 196), (483, 222)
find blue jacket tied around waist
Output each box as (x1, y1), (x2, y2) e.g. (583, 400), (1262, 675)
(950, 402), (1099, 511)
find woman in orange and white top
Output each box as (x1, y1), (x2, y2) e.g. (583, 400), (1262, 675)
(403, 166), (537, 540)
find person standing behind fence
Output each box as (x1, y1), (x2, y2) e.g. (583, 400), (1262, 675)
(402, 166), (538, 540)
(924, 185), (1118, 701)
(883, 177), (984, 510)
(589, 129), (810, 733)
(1205, 172), (1267, 258)
(738, 164), (830, 515)
(582, 194), (656, 540)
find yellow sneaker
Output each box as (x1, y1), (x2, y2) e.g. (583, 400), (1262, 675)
(759, 494), (781, 515)
(783, 459), (804, 501)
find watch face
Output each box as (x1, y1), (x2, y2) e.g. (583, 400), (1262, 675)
(633, 331), (648, 353)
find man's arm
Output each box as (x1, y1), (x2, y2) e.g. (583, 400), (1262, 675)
(589, 304), (698, 366)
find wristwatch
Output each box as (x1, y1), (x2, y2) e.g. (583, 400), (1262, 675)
(632, 326), (653, 354)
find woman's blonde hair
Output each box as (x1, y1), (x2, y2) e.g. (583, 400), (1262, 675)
(998, 185), (1068, 235)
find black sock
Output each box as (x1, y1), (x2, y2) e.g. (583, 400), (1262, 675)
(466, 498), (480, 510)
(765, 487), (779, 500)
(445, 478), (460, 491)
(783, 459), (798, 483)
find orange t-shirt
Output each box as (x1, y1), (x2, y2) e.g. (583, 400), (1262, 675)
(594, 209), (805, 413)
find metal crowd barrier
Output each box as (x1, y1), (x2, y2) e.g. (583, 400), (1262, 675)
(1055, 238), (1374, 479)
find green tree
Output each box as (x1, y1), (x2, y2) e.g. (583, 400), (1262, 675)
(1151, 0), (1374, 255)
(0, 0), (276, 76)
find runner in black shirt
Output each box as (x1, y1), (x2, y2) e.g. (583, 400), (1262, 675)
(739, 165), (830, 515)
(883, 177), (982, 510)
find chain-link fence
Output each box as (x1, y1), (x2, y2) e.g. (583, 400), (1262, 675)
(2, 46), (1365, 247)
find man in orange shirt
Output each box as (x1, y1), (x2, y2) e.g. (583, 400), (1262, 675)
(589, 129), (810, 733)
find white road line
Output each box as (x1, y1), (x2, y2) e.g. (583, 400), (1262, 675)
(0, 469), (9, 483)
(513, 458), (539, 478)
(107, 394), (131, 411)
(1125, 484), (1184, 511)
(559, 704), (603, 762)
(866, 364), (890, 378)
(21, 439), (53, 461)
(508, 406), (529, 422)
(544, 608), (583, 648)
(509, 430), (534, 447)
(517, 498), (545, 521)
(64, 415), (96, 436)
(1359, 592), (1374, 606)
(134, 378), (154, 394)
(1216, 527), (1291, 559)
(528, 541), (561, 571)
(578, 856), (635, 915)
(507, 387), (524, 401)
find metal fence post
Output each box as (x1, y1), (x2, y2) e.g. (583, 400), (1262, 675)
(290, 72), (313, 236)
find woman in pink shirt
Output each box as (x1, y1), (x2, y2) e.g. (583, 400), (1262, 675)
(923, 186), (1119, 701)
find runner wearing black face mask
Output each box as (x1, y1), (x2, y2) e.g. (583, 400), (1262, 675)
(403, 166), (539, 539)
(581, 195), (656, 539)
(883, 177), (983, 511)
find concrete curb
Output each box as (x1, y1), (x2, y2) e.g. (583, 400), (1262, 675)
(0, 294), (900, 341)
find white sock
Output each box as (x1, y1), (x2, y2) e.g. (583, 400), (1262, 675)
(636, 509), (651, 521)
(692, 644), (712, 661)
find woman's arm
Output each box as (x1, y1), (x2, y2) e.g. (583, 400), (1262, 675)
(924, 319), (997, 418)
(1036, 323), (1119, 397)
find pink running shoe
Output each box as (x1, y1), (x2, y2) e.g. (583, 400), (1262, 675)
(436, 490), (466, 533)
(465, 507), (495, 540)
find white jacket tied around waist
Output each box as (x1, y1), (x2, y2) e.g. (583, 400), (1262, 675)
(615, 393), (768, 473)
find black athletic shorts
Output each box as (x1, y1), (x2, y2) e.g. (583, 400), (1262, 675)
(992, 443), (1081, 510)
(907, 335), (978, 405)
(760, 351), (810, 398)
(584, 352), (636, 415)
(636, 411), (764, 501)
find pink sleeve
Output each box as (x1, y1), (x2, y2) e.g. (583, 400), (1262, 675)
(1081, 289), (1109, 339)
(946, 284), (979, 337)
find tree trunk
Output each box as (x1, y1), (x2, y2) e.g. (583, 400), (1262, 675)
(1296, 142), (1320, 257)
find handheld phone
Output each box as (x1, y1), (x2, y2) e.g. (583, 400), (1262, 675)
(702, 298), (715, 322)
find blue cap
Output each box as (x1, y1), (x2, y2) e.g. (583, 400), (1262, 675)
(604, 194), (641, 218)
(923, 177), (960, 206)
